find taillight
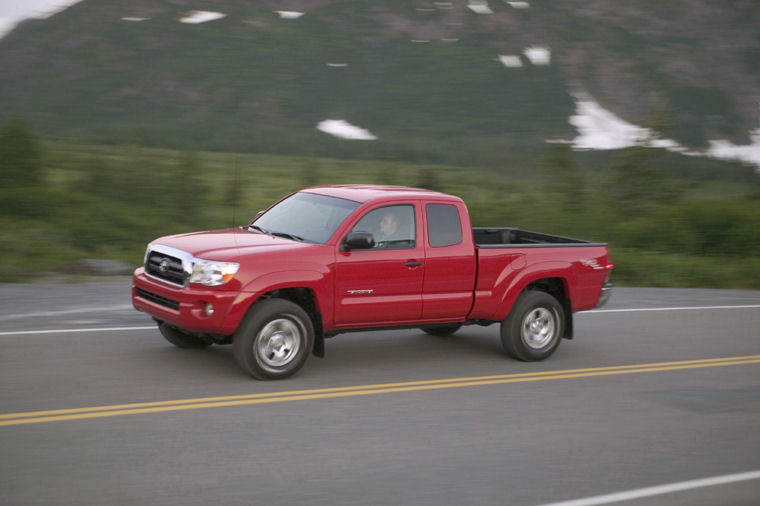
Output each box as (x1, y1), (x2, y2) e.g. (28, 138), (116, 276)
(604, 263), (614, 283)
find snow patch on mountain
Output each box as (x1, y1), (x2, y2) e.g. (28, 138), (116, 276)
(523, 46), (551, 65)
(498, 55), (523, 68)
(275, 11), (304, 19)
(180, 11), (226, 24)
(468, 2), (493, 14)
(568, 94), (760, 171)
(708, 131), (760, 171)
(317, 120), (377, 140)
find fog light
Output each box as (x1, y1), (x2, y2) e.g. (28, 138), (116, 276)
(204, 303), (214, 317)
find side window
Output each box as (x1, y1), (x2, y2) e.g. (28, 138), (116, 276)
(351, 205), (416, 249)
(426, 204), (463, 247)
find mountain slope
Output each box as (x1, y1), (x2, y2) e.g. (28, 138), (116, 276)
(0, 0), (758, 165)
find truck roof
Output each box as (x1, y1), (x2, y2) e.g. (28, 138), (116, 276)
(302, 184), (459, 204)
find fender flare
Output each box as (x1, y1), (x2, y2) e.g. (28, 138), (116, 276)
(220, 269), (331, 340)
(493, 261), (574, 321)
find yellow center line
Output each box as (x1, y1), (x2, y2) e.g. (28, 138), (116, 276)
(2, 355), (759, 427)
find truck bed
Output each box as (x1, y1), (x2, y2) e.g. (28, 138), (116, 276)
(473, 227), (605, 248)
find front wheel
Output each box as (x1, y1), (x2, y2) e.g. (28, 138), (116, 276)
(233, 299), (314, 380)
(501, 291), (564, 361)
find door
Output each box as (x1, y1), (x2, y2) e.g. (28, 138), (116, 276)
(334, 204), (424, 326)
(422, 202), (477, 320)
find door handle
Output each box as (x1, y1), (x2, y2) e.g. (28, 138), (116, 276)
(404, 261), (423, 267)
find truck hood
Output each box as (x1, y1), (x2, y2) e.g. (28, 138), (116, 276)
(151, 228), (313, 260)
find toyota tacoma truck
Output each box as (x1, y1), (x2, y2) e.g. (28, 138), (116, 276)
(132, 185), (613, 379)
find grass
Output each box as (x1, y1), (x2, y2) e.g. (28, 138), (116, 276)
(1, 137), (758, 289)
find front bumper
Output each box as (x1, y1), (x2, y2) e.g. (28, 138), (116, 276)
(132, 267), (245, 335)
(595, 282), (613, 308)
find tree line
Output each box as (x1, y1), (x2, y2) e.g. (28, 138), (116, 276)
(1, 119), (758, 285)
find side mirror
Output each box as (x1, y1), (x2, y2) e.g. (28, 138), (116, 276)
(341, 231), (375, 252)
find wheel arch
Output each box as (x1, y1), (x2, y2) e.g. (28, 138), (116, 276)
(230, 269), (330, 357)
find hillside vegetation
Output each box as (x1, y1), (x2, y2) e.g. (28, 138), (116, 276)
(1, 121), (758, 288)
(1, 1), (759, 287)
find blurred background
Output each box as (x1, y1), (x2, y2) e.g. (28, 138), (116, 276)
(0, 0), (758, 287)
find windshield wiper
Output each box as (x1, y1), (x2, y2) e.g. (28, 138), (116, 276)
(248, 225), (305, 242)
(248, 225), (269, 234)
(270, 231), (306, 242)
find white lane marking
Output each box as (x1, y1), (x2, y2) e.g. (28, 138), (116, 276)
(0, 305), (134, 321)
(2, 305), (760, 336)
(584, 304), (760, 314)
(534, 469), (760, 506)
(0, 326), (155, 336)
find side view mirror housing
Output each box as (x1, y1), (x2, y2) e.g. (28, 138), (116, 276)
(341, 231), (375, 252)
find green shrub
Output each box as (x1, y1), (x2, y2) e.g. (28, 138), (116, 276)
(0, 119), (42, 191)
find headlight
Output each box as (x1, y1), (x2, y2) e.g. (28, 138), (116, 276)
(189, 259), (240, 286)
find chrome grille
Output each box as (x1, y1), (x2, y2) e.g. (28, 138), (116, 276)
(145, 248), (189, 286)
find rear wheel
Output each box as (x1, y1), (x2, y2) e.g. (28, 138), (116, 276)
(158, 323), (212, 349)
(233, 299), (314, 380)
(501, 291), (564, 361)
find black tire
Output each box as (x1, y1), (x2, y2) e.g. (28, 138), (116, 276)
(501, 291), (564, 361)
(233, 299), (314, 380)
(158, 323), (212, 349)
(421, 324), (462, 337)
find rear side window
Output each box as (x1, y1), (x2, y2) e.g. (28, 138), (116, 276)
(426, 204), (463, 247)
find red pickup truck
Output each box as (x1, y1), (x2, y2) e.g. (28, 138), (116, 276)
(132, 185), (612, 379)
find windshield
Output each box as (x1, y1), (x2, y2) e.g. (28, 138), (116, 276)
(251, 192), (360, 244)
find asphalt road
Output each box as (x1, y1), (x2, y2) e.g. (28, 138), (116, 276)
(1, 279), (759, 506)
